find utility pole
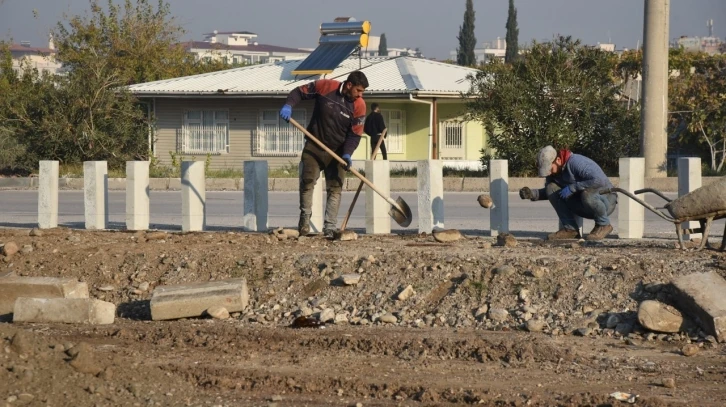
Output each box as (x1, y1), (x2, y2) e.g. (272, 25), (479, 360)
(640, 0), (670, 178)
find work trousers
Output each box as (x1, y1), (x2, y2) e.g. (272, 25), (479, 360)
(546, 183), (617, 230)
(299, 141), (345, 232)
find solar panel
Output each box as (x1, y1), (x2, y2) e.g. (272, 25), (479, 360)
(292, 20), (370, 76)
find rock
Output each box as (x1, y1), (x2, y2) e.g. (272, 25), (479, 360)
(662, 378), (676, 389)
(334, 313), (348, 324)
(637, 300), (684, 333)
(138, 281), (150, 292)
(396, 285), (415, 301)
(10, 331), (34, 355)
(379, 313), (397, 324)
(493, 265), (516, 277)
(206, 306), (230, 320)
(519, 289), (529, 301)
(319, 308), (335, 323)
(681, 343), (700, 357)
(97, 285), (115, 292)
(474, 305), (488, 320)
(29, 228), (43, 237)
(20, 245), (33, 254)
(477, 194), (494, 208)
(17, 393), (34, 402)
(527, 267), (546, 279)
(145, 231), (167, 241)
(606, 314), (621, 329)
(433, 229), (463, 243)
(575, 327), (592, 337)
(526, 319), (546, 332)
(488, 308), (509, 322)
(67, 235), (81, 243)
(1, 242), (18, 257)
(340, 274), (361, 285)
(496, 233), (517, 248)
(280, 229), (300, 239)
(583, 266), (598, 277)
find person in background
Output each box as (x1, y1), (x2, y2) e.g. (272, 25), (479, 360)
(279, 71), (369, 238)
(364, 102), (387, 160)
(518, 145), (617, 241)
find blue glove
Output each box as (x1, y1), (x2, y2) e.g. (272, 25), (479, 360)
(279, 104), (292, 122)
(558, 185), (574, 199)
(341, 154), (352, 171)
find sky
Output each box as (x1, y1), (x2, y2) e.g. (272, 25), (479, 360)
(1, 0), (724, 60)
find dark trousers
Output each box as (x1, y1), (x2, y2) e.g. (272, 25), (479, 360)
(546, 183), (617, 229)
(370, 135), (388, 160)
(299, 141), (345, 232)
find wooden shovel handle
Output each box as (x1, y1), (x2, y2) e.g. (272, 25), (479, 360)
(340, 129), (387, 230)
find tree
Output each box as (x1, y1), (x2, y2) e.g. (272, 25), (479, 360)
(466, 36), (640, 176)
(378, 33), (388, 56)
(669, 52), (726, 172)
(505, 0), (519, 63)
(456, 0), (476, 66)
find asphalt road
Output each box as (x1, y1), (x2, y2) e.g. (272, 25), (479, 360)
(2, 190), (722, 241)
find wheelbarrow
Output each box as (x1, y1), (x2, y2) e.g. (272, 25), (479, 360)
(601, 177), (726, 251)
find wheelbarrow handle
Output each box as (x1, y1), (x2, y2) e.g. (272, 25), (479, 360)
(633, 188), (672, 203)
(601, 187), (676, 222)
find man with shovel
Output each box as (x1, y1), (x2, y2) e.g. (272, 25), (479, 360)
(518, 145), (617, 241)
(279, 71), (369, 237)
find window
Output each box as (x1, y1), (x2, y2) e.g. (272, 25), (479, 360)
(182, 110), (229, 154)
(254, 109), (307, 156)
(440, 120), (464, 149)
(380, 109), (405, 154)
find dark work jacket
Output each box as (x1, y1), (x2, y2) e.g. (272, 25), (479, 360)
(364, 111), (386, 137)
(285, 79), (366, 156)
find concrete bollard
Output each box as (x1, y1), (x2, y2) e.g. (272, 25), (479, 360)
(365, 160), (391, 234)
(489, 160), (509, 236)
(618, 157), (645, 239)
(181, 161), (206, 232)
(417, 160), (444, 233)
(678, 157), (702, 240)
(126, 161), (150, 231)
(299, 162), (324, 233)
(242, 161), (269, 232)
(38, 160), (59, 229)
(83, 161), (108, 230)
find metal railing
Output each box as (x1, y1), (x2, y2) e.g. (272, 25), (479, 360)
(253, 126), (305, 156)
(440, 121), (464, 149)
(181, 125), (229, 154)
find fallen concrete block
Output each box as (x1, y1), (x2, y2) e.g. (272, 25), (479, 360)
(150, 278), (248, 321)
(0, 276), (89, 315)
(13, 298), (115, 325)
(673, 272), (726, 342)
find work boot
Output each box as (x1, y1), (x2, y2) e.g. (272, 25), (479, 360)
(323, 228), (336, 239)
(585, 224), (613, 241)
(298, 215), (311, 236)
(547, 228), (581, 240)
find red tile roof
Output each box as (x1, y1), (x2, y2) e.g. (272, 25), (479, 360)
(8, 44), (54, 54)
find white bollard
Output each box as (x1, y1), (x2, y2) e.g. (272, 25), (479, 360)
(242, 161), (269, 232)
(299, 162), (324, 233)
(489, 160), (509, 236)
(365, 160), (391, 234)
(38, 160), (59, 229)
(678, 157), (702, 240)
(618, 157), (645, 239)
(417, 160), (444, 233)
(126, 161), (150, 231)
(181, 161), (206, 232)
(83, 161), (108, 230)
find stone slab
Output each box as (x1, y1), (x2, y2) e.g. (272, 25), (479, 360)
(13, 298), (115, 324)
(672, 272), (726, 342)
(0, 276), (89, 315)
(150, 278), (249, 321)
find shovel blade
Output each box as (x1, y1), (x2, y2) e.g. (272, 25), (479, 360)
(388, 196), (413, 227)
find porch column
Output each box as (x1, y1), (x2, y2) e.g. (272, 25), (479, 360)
(417, 159), (444, 233)
(242, 160), (269, 232)
(489, 159), (509, 236)
(678, 157), (702, 240)
(38, 160), (59, 229)
(181, 161), (206, 232)
(84, 161), (108, 230)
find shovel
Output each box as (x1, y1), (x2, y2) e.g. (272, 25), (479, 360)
(338, 128), (387, 239)
(288, 118), (412, 228)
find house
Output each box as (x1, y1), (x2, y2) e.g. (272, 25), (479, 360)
(363, 35), (424, 58)
(182, 30), (311, 65)
(127, 55), (488, 170)
(8, 37), (62, 75)
(450, 38), (507, 64)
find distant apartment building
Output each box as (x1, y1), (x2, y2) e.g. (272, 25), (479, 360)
(449, 38), (507, 64)
(672, 19), (724, 55)
(8, 36), (62, 75)
(362, 35), (424, 58)
(182, 31), (310, 64)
